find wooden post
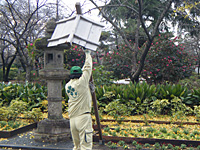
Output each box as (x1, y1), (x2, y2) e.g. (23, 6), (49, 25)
(75, 2), (82, 15)
(90, 75), (104, 144)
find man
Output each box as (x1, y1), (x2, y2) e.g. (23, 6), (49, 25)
(65, 49), (93, 150)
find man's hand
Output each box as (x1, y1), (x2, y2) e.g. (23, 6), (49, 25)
(83, 49), (91, 54)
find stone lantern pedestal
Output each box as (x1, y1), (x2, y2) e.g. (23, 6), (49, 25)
(34, 46), (71, 142)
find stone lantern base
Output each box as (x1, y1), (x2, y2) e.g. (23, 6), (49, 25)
(34, 118), (71, 142)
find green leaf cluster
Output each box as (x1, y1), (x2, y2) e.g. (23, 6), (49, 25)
(182, 89), (200, 107)
(93, 65), (115, 87)
(96, 81), (199, 115)
(0, 82), (47, 110)
(0, 120), (26, 131)
(154, 82), (189, 100)
(0, 100), (28, 121)
(0, 100), (43, 122)
(151, 97), (193, 116)
(104, 100), (130, 123)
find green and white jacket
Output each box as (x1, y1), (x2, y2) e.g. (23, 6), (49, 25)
(65, 53), (92, 119)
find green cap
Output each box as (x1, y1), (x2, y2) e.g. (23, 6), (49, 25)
(70, 66), (82, 74)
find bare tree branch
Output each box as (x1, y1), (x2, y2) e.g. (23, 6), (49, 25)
(132, 0), (173, 82)
(152, 0), (173, 37)
(89, 0), (135, 52)
(138, 0), (151, 41)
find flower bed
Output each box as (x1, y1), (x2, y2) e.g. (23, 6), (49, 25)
(0, 120), (30, 131)
(92, 114), (198, 123)
(92, 115), (200, 148)
(0, 122), (37, 138)
(101, 121), (200, 140)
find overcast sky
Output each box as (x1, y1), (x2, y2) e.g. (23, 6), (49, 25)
(56, 0), (110, 29)
(47, 0), (104, 21)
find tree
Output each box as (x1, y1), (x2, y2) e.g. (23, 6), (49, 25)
(184, 34), (200, 75)
(141, 33), (196, 84)
(0, 0), (58, 81)
(64, 45), (85, 70)
(103, 42), (133, 79)
(173, 0), (200, 75)
(0, 38), (17, 82)
(90, 0), (173, 83)
(172, 0), (200, 36)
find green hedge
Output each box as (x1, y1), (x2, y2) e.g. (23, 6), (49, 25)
(0, 81), (199, 116)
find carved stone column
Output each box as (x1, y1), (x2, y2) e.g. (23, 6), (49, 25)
(34, 46), (71, 142)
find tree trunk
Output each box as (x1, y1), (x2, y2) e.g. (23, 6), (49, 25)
(4, 68), (10, 82)
(130, 0), (172, 83)
(2, 66), (7, 82)
(2, 52), (17, 82)
(131, 52), (138, 82)
(25, 65), (32, 82)
(2, 53), (6, 81)
(19, 57), (27, 72)
(130, 40), (152, 83)
(35, 64), (40, 77)
(131, 17), (140, 83)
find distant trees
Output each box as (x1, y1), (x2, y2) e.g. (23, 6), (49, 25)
(90, 0), (200, 83)
(174, 0), (200, 75)
(0, 0), (70, 81)
(173, 0), (200, 36)
(0, 0), (199, 83)
(90, 0), (173, 82)
(184, 34), (200, 75)
(0, 0), (48, 81)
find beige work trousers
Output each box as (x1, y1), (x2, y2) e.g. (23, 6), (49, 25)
(70, 114), (93, 150)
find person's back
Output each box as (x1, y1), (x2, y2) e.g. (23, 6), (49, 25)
(65, 50), (93, 150)
(66, 74), (92, 118)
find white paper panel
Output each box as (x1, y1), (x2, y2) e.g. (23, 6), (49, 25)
(48, 15), (104, 51)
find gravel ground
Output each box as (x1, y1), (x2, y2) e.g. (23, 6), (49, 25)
(0, 130), (111, 150)
(0, 130), (73, 150)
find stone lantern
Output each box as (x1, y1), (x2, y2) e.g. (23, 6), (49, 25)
(34, 44), (71, 142)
